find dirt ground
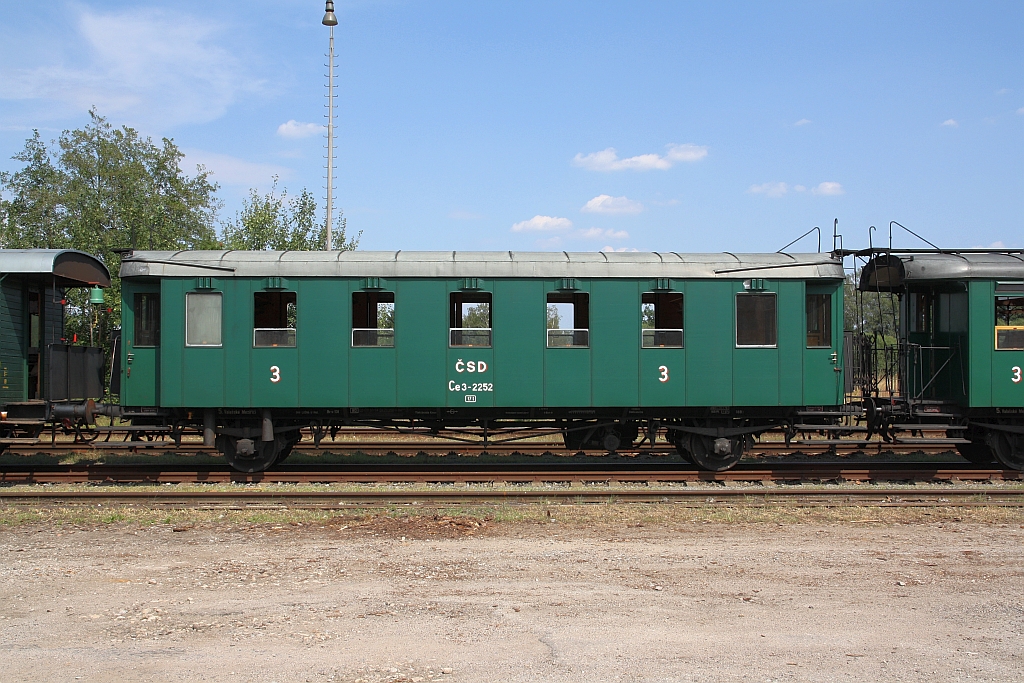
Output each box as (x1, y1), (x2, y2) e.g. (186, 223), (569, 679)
(2, 511), (1023, 682)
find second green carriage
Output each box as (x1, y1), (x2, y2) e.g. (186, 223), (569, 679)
(118, 250), (846, 471)
(855, 250), (1024, 467)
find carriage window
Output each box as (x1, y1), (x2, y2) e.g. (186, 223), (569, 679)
(28, 291), (41, 349)
(805, 293), (831, 348)
(547, 292), (589, 348)
(909, 291), (931, 333)
(938, 292), (968, 333)
(641, 292), (683, 348)
(134, 293), (161, 347)
(450, 292), (491, 347)
(254, 291), (296, 347)
(736, 293), (777, 347)
(995, 295), (1024, 350)
(185, 293), (222, 347)
(352, 291), (395, 347)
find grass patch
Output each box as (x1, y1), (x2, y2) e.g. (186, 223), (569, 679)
(0, 501), (1021, 531)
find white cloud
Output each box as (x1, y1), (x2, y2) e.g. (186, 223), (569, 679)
(511, 215), (573, 232)
(581, 194), (644, 214)
(748, 182), (789, 198)
(794, 185), (807, 192)
(812, 181), (844, 196)
(572, 143), (708, 171)
(794, 119), (812, 126)
(664, 143), (709, 162)
(277, 120), (322, 139)
(941, 119), (958, 127)
(1017, 107), (1024, 115)
(0, 8), (259, 128)
(578, 227), (629, 240)
(996, 88), (1010, 95)
(601, 246), (640, 253)
(183, 149), (290, 186)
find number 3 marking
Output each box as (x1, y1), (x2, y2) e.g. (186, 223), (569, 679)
(270, 365), (281, 383)
(658, 365), (669, 383)
(1013, 366), (1022, 384)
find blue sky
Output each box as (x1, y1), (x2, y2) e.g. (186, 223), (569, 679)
(1, 1), (1021, 253)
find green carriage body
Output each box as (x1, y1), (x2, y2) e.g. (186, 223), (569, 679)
(0, 250), (110, 407)
(859, 252), (1024, 410)
(858, 252), (1024, 468)
(119, 251), (845, 414)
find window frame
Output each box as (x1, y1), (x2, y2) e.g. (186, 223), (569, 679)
(184, 291), (223, 348)
(351, 291), (396, 348)
(640, 291), (684, 349)
(805, 292), (831, 349)
(995, 291), (1024, 350)
(133, 292), (161, 348)
(253, 290), (297, 348)
(546, 291), (590, 349)
(449, 291), (492, 348)
(735, 292), (778, 349)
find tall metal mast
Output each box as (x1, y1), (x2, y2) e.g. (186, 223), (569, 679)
(322, 2), (339, 250)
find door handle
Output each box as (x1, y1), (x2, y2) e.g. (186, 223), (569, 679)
(126, 352), (134, 364)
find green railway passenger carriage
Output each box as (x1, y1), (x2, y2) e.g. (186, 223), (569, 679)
(0, 249), (111, 448)
(118, 250), (847, 472)
(854, 250), (1024, 468)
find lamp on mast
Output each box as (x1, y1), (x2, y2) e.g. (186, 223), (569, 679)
(322, 1), (339, 250)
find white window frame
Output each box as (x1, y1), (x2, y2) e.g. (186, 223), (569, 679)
(185, 292), (223, 348)
(735, 292), (778, 349)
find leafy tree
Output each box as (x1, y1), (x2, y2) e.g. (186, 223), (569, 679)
(641, 302), (656, 329)
(462, 303), (490, 329)
(222, 177), (359, 251)
(0, 110), (221, 386)
(546, 304), (561, 330)
(844, 272), (899, 337)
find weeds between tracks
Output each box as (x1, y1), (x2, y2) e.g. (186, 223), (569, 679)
(2, 501), (1023, 531)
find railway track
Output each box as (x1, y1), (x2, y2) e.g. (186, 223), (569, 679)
(0, 486), (1021, 508)
(0, 462), (1018, 485)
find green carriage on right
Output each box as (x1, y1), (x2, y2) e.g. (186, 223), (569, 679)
(855, 250), (1024, 468)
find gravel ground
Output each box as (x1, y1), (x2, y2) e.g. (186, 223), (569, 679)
(1, 513), (1023, 682)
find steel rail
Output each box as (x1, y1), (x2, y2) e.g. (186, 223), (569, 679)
(0, 488), (1022, 508)
(2, 440), (959, 456)
(0, 463), (1018, 485)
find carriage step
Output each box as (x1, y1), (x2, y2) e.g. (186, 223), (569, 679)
(0, 438), (41, 445)
(891, 424), (964, 431)
(893, 438), (970, 444)
(795, 411), (850, 417)
(789, 439), (873, 446)
(95, 426), (172, 432)
(793, 424), (868, 432)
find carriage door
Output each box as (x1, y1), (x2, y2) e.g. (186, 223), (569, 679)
(122, 286), (161, 406)
(804, 286), (842, 405)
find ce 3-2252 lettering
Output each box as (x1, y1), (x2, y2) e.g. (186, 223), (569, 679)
(449, 381), (493, 392)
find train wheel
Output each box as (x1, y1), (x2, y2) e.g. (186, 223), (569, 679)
(990, 432), (1024, 470)
(955, 442), (996, 465)
(686, 434), (743, 472)
(217, 435), (283, 473)
(273, 433), (302, 466)
(673, 433), (695, 465)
